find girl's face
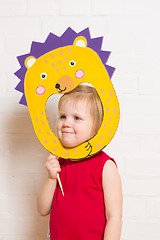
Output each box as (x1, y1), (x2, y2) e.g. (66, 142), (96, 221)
(57, 99), (95, 148)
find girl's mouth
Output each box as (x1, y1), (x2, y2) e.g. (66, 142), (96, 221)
(62, 131), (74, 134)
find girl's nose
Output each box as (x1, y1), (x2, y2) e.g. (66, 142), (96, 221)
(63, 118), (71, 128)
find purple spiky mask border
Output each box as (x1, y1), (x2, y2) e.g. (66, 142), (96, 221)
(14, 27), (115, 106)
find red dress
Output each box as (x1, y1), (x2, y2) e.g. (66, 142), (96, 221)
(49, 151), (116, 240)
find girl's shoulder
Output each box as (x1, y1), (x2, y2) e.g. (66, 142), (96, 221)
(85, 151), (117, 183)
(97, 151), (117, 168)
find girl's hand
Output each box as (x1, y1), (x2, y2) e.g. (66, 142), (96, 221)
(46, 154), (61, 180)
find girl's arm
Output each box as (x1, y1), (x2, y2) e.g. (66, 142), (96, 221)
(102, 160), (123, 240)
(37, 154), (61, 216)
(37, 178), (57, 216)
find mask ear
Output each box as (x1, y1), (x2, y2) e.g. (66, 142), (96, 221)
(25, 56), (37, 69)
(73, 36), (87, 48)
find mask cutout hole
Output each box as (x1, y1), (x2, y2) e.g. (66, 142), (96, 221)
(80, 83), (104, 135)
(46, 94), (63, 137)
(46, 83), (104, 141)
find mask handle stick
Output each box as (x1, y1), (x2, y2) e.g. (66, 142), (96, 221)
(50, 153), (64, 196)
(57, 173), (64, 196)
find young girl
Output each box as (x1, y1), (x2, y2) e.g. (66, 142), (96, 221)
(37, 85), (122, 240)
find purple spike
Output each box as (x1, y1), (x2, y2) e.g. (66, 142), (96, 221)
(43, 32), (60, 51)
(105, 65), (115, 79)
(14, 68), (26, 80)
(19, 95), (27, 106)
(17, 54), (29, 67)
(30, 41), (44, 57)
(61, 27), (77, 38)
(60, 27), (77, 45)
(88, 37), (103, 50)
(98, 50), (111, 64)
(15, 80), (24, 93)
(14, 69), (21, 79)
(45, 32), (59, 43)
(78, 28), (91, 40)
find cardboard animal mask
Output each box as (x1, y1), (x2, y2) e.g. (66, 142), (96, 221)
(15, 27), (120, 160)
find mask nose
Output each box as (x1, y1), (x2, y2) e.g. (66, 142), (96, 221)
(55, 83), (60, 89)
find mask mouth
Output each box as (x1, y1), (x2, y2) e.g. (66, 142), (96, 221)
(56, 86), (67, 93)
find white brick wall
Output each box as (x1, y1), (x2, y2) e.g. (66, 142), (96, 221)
(60, 0), (91, 15)
(0, 0), (27, 16)
(92, 0), (122, 15)
(28, 0), (58, 16)
(0, 0), (160, 239)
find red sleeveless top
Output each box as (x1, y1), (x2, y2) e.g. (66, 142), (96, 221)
(49, 151), (116, 240)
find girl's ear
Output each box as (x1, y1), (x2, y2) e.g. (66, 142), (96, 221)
(25, 56), (37, 69)
(73, 36), (87, 48)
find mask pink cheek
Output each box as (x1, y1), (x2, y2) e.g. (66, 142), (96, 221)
(36, 86), (45, 95)
(75, 69), (84, 79)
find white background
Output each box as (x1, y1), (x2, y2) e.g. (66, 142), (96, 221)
(0, 0), (160, 239)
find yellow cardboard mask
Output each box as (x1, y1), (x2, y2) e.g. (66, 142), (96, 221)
(15, 27), (120, 160)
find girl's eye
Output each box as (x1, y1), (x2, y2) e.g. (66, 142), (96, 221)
(60, 115), (66, 119)
(69, 60), (76, 67)
(74, 116), (80, 120)
(40, 72), (47, 79)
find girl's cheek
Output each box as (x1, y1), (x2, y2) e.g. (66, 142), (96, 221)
(56, 124), (61, 134)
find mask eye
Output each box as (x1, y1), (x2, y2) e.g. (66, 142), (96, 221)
(40, 72), (47, 79)
(69, 60), (76, 67)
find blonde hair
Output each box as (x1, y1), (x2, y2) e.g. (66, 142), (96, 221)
(58, 84), (103, 134)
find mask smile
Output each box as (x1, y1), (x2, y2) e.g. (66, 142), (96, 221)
(58, 87), (67, 93)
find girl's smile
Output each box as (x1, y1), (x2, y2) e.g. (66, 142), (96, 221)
(57, 99), (95, 148)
